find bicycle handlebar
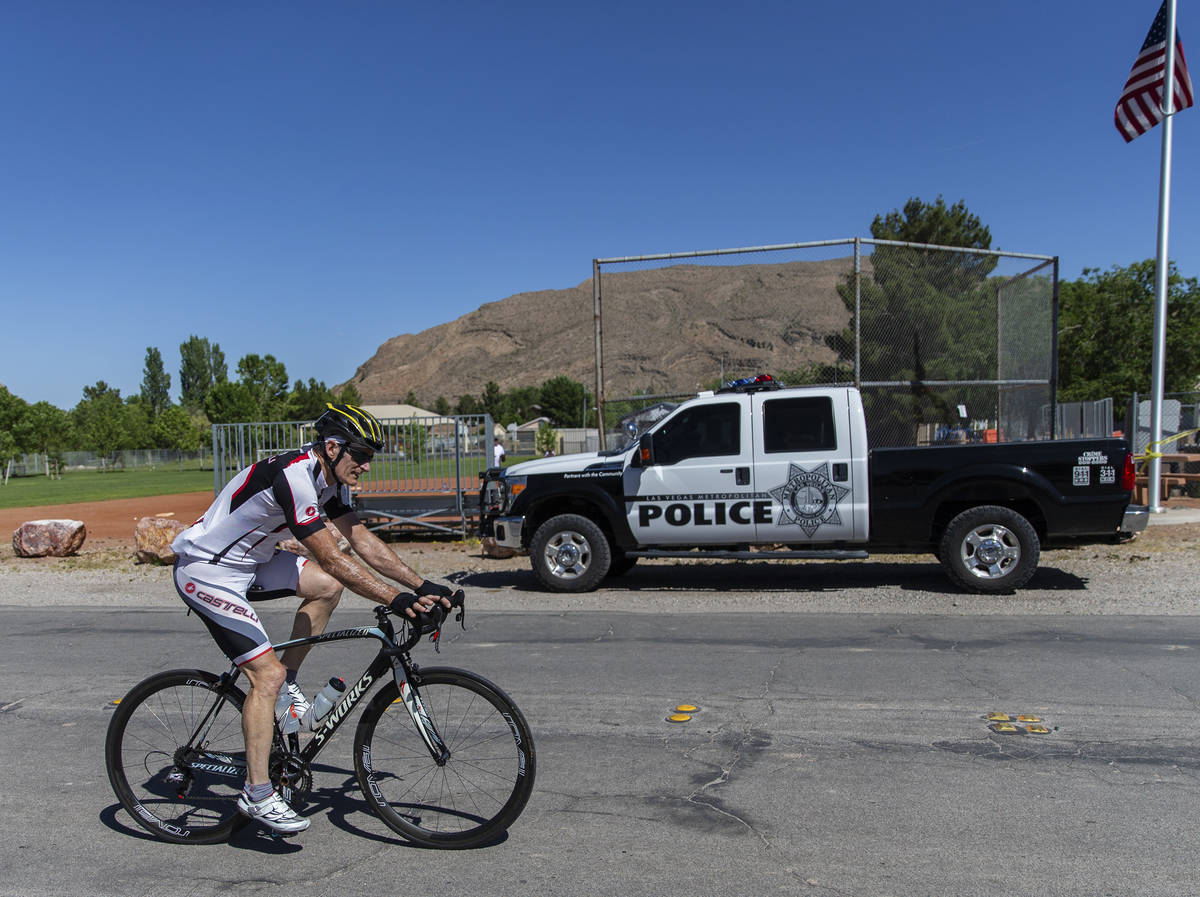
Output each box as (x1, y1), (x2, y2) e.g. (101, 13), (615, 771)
(379, 588), (466, 652)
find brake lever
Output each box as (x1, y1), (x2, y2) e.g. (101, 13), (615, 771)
(452, 588), (466, 630)
(414, 590), (467, 654)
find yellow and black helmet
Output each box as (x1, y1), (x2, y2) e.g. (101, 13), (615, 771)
(314, 403), (385, 452)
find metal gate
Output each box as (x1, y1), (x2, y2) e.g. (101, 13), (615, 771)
(211, 414), (493, 536)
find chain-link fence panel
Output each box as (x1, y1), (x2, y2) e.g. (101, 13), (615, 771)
(1125, 391), (1200, 454)
(593, 239), (1056, 448)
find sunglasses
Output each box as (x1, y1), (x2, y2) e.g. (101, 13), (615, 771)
(345, 445), (375, 464)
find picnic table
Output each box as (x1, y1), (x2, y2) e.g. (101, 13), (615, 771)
(1133, 452), (1200, 504)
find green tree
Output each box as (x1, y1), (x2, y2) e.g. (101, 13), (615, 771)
(179, 336), (227, 410)
(539, 376), (586, 427)
(434, 396), (451, 416)
(829, 196), (999, 443)
(74, 382), (127, 462)
(236, 353), (289, 419)
(455, 394), (481, 415)
(501, 385), (542, 425)
(0, 386), (30, 450)
(140, 347), (172, 417)
(480, 381), (504, 422)
(123, 396), (154, 449)
(0, 428), (18, 474)
(1058, 260), (1200, 418)
(337, 382), (362, 405)
(283, 378), (335, 421)
(403, 389), (419, 406)
(535, 420), (559, 455)
(17, 401), (70, 455)
(204, 381), (259, 424)
(153, 404), (203, 452)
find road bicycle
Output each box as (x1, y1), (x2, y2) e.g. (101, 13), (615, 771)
(105, 593), (536, 848)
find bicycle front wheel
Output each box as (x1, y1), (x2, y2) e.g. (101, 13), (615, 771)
(105, 669), (249, 844)
(354, 667), (536, 848)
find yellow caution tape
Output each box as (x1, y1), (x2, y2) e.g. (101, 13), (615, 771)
(1138, 429), (1200, 470)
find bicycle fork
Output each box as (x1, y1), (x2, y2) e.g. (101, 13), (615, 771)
(389, 658), (449, 765)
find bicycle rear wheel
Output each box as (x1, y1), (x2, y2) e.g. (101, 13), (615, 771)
(105, 669), (249, 844)
(354, 667), (535, 848)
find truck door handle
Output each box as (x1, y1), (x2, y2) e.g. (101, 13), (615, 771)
(736, 467), (750, 485)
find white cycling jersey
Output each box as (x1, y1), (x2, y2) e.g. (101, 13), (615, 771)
(172, 447), (354, 571)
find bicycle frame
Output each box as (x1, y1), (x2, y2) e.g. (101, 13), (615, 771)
(188, 610), (448, 782)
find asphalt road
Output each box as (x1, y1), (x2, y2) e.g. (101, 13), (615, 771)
(3, 602), (1200, 897)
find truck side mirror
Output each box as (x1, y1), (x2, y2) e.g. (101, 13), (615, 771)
(638, 433), (655, 467)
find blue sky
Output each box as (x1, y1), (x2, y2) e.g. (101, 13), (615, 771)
(2, 1), (1196, 409)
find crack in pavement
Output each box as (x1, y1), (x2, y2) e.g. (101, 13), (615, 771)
(676, 656), (785, 846)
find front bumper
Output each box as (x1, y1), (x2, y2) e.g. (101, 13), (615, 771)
(492, 516), (525, 550)
(1121, 505), (1150, 534)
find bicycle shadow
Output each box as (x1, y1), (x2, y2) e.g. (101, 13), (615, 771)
(229, 762), (509, 851)
(101, 763), (509, 853)
(99, 802), (167, 842)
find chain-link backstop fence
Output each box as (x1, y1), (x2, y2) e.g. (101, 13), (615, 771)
(592, 238), (1057, 448)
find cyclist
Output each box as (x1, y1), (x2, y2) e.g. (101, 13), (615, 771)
(170, 402), (454, 834)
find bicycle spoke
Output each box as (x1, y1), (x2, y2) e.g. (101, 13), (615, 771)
(355, 670), (534, 847)
(106, 672), (248, 844)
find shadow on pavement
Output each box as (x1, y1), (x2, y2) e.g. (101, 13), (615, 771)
(454, 560), (1089, 594)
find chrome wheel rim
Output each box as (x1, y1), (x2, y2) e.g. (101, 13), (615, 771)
(959, 523), (1020, 580)
(543, 530), (592, 580)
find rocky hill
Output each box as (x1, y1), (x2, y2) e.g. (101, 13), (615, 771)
(340, 257), (857, 404)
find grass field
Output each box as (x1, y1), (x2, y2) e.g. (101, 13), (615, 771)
(0, 468), (214, 509)
(0, 452), (551, 510)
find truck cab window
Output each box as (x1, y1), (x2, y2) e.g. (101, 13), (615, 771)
(762, 396), (836, 452)
(653, 402), (741, 465)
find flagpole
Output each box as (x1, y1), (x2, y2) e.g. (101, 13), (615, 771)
(1147, 0), (1179, 512)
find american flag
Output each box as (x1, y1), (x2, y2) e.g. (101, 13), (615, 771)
(1115, 1), (1194, 142)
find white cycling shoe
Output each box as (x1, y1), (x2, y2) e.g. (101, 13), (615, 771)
(237, 790), (310, 834)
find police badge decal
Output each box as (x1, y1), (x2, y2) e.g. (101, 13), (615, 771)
(767, 461), (850, 537)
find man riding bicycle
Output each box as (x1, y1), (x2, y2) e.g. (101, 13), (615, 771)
(171, 403), (454, 834)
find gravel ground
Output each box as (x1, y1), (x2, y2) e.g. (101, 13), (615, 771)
(3, 510), (1199, 616)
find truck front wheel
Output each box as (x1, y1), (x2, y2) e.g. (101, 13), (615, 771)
(530, 514), (612, 592)
(939, 506), (1040, 593)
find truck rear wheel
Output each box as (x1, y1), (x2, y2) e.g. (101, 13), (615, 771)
(530, 514), (612, 592)
(939, 505), (1040, 593)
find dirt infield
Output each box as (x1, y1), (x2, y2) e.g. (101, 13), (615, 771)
(0, 492), (215, 551)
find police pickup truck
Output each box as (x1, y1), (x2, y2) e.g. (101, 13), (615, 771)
(479, 375), (1148, 593)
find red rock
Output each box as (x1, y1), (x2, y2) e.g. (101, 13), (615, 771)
(12, 519), (87, 557)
